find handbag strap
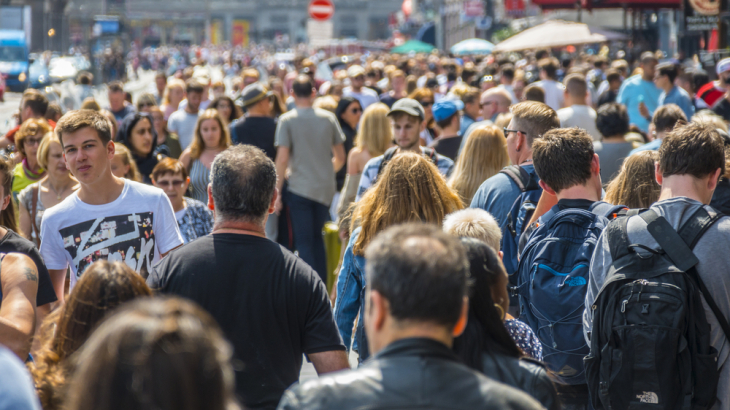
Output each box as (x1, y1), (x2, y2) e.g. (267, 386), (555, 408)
(30, 184), (39, 245)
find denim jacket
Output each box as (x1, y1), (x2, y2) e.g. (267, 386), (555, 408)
(333, 228), (366, 353)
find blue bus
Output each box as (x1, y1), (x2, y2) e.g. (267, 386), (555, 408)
(0, 30), (29, 91)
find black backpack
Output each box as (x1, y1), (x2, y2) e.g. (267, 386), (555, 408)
(585, 207), (730, 410)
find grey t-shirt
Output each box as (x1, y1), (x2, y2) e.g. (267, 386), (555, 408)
(586, 197), (730, 409)
(275, 107), (345, 206)
(593, 141), (634, 184)
(167, 110), (199, 149)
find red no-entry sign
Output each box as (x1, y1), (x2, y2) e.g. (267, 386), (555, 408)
(309, 0), (335, 21)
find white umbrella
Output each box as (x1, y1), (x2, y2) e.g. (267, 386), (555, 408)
(451, 38), (495, 56)
(493, 20), (628, 52)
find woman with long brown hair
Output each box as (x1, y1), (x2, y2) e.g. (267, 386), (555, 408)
(179, 109), (232, 203)
(448, 125), (509, 206)
(604, 150), (661, 209)
(63, 297), (240, 410)
(27, 260), (152, 410)
(334, 152), (463, 362)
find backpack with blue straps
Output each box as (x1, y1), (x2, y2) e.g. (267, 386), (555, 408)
(499, 165), (543, 309)
(515, 201), (625, 386)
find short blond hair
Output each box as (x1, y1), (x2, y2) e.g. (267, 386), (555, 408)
(443, 208), (502, 251)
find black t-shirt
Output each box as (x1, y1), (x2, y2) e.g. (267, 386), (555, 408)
(0, 229), (57, 306)
(379, 92), (401, 108)
(429, 136), (463, 161)
(231, 116), (278, 161)
(713, 99), (730, 122)
(147, 234), (345, 410)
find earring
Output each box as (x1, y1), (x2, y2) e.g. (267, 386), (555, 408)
(494, 303), (506, 321)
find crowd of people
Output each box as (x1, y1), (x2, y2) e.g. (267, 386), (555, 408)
(1, 42), (730, 410)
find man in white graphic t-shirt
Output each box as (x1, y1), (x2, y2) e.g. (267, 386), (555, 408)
(40, 110), (183, 301)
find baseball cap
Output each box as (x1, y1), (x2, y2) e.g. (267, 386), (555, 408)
(717, 58), (730, 76)
(388, 98), (425, 120)
(432, 100), (464, 123)
(347, 65), (366, 78)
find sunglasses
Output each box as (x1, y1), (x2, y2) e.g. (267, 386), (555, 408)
(139, 102), (155, 108)
(24, 137), (44, 146)
(419, 101), (434, 107)
(156, 180), (185, 188)
(350, 107), (362, 114)
(503, 128), (526, 136)
(352, 75), (365, 81)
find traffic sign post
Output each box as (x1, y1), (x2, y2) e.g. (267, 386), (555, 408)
(309, 0), (335, 21)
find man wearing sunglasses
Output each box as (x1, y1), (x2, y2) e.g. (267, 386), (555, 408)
(343, 65), (379, 110)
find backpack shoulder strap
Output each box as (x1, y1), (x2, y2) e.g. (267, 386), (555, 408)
(499, 165), (539, 192)
(589, 202), (628, 220)
(641, 208), (730, 341)
(677, 206), (723, 250)
(421, 146), (439, 166)
(606, 212), (632, 260)
(376, 146), (399, 177)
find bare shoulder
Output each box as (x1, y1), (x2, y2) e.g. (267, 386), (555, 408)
(1, 253), (37, 284)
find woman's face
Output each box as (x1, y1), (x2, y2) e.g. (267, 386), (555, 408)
(216, 100), (232, 123)
(200, 118), (221, 149)
(47, 141), (69, 176)
(151, 111), (166, 142)
(110, 155), (130, 179)
(154, 172), (189, 205)
(170, 86), (184, 104)
(340, 102), (362, 129)
(24, 132), (45, 165)
(490, 266), (510, 317)
(129, 118), (154, 156)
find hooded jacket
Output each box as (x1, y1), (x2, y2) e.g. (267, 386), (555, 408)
(116, 113), (159, 184)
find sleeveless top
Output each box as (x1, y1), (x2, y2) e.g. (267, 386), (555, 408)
(189, 159), (210, 203)
(18, 182), (46, 244)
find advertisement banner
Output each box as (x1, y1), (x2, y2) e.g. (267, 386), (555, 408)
(211, 20), (222, 45)
(232, 20), (250, 47)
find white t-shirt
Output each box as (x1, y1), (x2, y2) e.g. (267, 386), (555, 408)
(39, 180), (183, 289)
(558, 105), (601, 141)
(167, 110), (199, 149)
(342, 87), (379, 109)
(534, 79), (565, 111)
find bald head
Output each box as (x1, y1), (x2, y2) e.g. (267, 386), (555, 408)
(480, 88), (512, 121)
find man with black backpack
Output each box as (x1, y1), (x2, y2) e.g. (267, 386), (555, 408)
(516, 127), (625, 410)
(355, 98), (454, 201)
(585, 122), (730, 410)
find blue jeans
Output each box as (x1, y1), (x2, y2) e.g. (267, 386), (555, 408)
(286, 191), (329, 283)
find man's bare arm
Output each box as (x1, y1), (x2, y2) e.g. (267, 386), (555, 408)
(309, 350), (350, 374)
(0, 253), (39, 359)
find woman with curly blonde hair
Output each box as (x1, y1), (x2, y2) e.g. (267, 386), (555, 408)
(334, 152), (463, 362)
(604, 150), (661, 209)
(448, 125), (509, 206)
(28, 261), (152, 410)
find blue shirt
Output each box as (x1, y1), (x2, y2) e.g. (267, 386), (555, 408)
(333, 228), (367, 352)
(617, 75), (661, 133)
(356, 148), (455, 201)
(0, 346), (41, 410)
(470, 164), (539, 229)
(659, 86), (694, 120)
(629, 138), (663, 156)
(459, 114), (476, 137)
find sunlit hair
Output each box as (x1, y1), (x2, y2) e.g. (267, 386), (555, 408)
(16, 118), (52, 158)
(113, 143), (142, 182)
(152, 157), (189, 182)
(63, 297), (239, 410)
(605, 150), (661, 209)
(443, 208), (502, 251)
(313, 96), (338, 113)
(355, 103), (392, 157)
(0, 157), (17, 232)
(448, 125), (509, 205)
(162, 79), (185, 106)
(36, 132), (60, 170)
(190, 109), (231, 160)
(351, 152), (463, 255)
(28, 261), (151, 410)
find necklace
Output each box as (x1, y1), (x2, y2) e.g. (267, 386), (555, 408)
(47, 181), (69, 200)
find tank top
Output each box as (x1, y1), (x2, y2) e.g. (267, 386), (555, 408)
(189, 159), (210, 203)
